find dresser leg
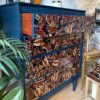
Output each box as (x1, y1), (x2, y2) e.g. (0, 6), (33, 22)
(72, 80), (77, 91)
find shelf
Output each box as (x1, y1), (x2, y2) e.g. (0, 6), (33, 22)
(31, 43), (80, 60)
(26, 59), (79, 83)
(0, 3), (84, 100)
(38, 73), (80, 100)
(26, 73), (80, 100)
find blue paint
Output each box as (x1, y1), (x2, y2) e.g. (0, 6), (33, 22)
(39, 73), (80, 100)
(79, 34), (84, 75)
(32, 13), (35, 38)
(29, 61), (76, 82)
(72, 80), (77, 91)
(0, 2), (85, 40)
(0, 3), (21, 39)
(31, 44), (79, 60)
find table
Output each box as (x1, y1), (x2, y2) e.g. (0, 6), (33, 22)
(81, 49), (100, 84)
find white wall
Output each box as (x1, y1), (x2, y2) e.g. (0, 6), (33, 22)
(0, 0), (76, 9)
(0, 0), (31, 5)
(41, 0), (76, 9)
(0, 0), (6, 5)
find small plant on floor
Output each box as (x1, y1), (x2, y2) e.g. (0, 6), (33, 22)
(0, 31), (29, 100)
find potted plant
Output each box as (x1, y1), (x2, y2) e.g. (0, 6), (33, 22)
(0, 31), (29, 100)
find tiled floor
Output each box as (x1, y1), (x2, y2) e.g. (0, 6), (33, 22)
(49, 79), (92, 100)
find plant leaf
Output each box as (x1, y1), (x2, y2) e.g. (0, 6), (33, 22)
(3, 40), (18, 58)
(16, 49), (24, 60)
(0, 63), (10, 76)
(5, 39), (26, 49)
(3, 56), (19, 75)
(0, 39), (5, 50)
(8, 78), (17, 87)
(3, 86), (24, 100)
(4, 78), (18, 94)
(0, 32), (5, 39)
(0, 56), (19, 76)
(0, 77), (10, 90)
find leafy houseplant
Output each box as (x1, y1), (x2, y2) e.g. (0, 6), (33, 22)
(0, 31), (29, 100)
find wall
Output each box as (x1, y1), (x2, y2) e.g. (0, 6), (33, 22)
(0, 0), (17, 5)
(41, 0), (76, 9)
(0, 0), (6, 5)
(0, 0), (76, 9)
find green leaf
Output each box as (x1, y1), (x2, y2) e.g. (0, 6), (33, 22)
(3, 78), (18, 94)
(3, 40), (18, 58)
(0, 56), (19, 76)
(0, 38), (28, 61)
(0, 39), (5, 50)
(3, 52), (15, 57)
(8, 78), (17, 86)
(3, 86), (24, 100)
(5, 39), (26, 48)
(0, 63), (10, 76)
(0, 77), (9, 90)
(5, 38), (21, 43)
(0, 32), (5, 39)
(20, 50), (29, 61)
(0, 90), (3, 100)
(0, 48), (13, 55)
(16, 49), (24, 60)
